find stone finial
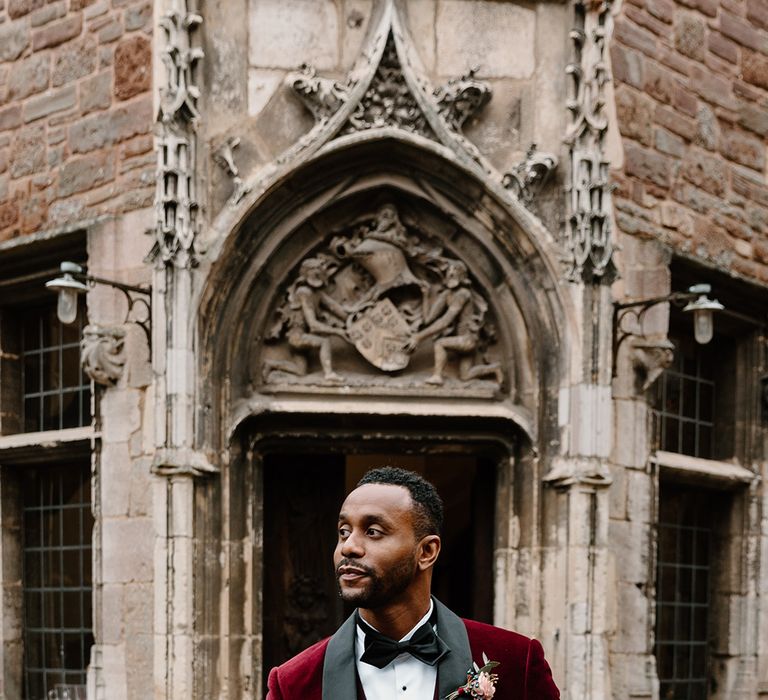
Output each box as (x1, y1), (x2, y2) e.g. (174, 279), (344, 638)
(81, 325), (126, 386)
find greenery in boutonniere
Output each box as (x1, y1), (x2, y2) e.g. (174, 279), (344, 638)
(444, 653), (500, 699)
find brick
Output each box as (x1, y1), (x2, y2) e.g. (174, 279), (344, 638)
(58, 150), (115, 196)
(23, 84), (76, 122)
(0, 105), (22, 132)
(677, 0), (718, 17)
(30, 2), (67, 28)
(624, 5), (670, 38)
(644, 61), (678, 104)
(19, 190), (47, 234)
(7, 53), (49, 101)
(672, 87), (698, 117)
(732, 166), (768, 207)
(672, 181), (721, 213)
(615, 18), (658, 58)
(720, 127), (766, 171)
(624, 142), (672, 188)
(7, 0), (43, 19)
(657, 46), (691, 76)
(32, 14), (83, 51)
(125, 2), (151, 32)
(71, 0), (97, 9)
(690, 65), (738, 110)
(675, 13), (707, 61)
(0, 198), (20, 231)
(610, 45), (644, 89)
(655, 104), (697, 141)
(709, 32), (739, 64)
(694, 104), (719, 149)
(98, 20), (123, 44)
(616, 87), (653, 146)
(738, 103), (768, 137)
(79, 71), (112, 114)
(646, 0), (675, 23)
(114, 35), (150, 101)
(742, 51), (768, 91)
(10, 124), (45, 177)
(0, 21), (30, 62)
(747, 0), (768, 31)
(720, 12), (768, 54)
(68, 97), (151, 153)
(655, 127), (685, 157)
(681, 149), (728, 195)
(52, 37), (97, 86)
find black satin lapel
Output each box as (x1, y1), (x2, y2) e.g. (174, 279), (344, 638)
(322, 613), (359, 700)
(434, 598), (473, 700)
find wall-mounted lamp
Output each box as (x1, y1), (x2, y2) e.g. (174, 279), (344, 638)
(46, 262), (152, 346)
(613, 283), (724, 377)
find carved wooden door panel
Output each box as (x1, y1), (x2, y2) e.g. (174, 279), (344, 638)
(262, 454), (346, 684)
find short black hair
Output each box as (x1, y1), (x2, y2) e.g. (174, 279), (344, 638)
(357, 467), (444, 539)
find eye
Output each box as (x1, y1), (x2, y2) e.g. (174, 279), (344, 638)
(366, 527), (383, 537)
(338, 525), (351, 539)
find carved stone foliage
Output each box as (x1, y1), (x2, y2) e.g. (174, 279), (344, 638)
(262, 204), (503, 393)
(343, 34), (432, 136)
(81, 325), (126, 386)
(213, 136), (251, 204)
(286, 64), (350, 123)
(152, 0), (203, 267)
(433, 67), (491, 132)
(502, 144), (558, 210)
(563, 0), (614, 282)
(285, 26), (491, 150)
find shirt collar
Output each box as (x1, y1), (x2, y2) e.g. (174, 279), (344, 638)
(355, 598), (436, 650)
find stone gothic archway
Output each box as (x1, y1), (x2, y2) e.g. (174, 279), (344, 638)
(189, 134), (575, 697)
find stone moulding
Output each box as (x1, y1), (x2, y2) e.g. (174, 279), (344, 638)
(542, 456), (613, 489)
(150, 447), (219, 477)
(81, 325), (126, 386)
(152, 1), (204, 268)
(563, 0), (615, 282)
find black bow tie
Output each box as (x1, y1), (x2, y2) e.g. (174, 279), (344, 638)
(357, 611), (449, 669)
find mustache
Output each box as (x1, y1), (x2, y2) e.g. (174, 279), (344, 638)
(335, 559), (375, 577)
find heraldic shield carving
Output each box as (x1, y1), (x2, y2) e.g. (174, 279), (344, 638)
(262, 204), (504, 392)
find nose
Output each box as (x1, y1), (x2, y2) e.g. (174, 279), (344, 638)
(339, 530), (365, 558)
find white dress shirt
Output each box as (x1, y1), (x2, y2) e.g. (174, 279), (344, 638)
(355, 601), (438, 700)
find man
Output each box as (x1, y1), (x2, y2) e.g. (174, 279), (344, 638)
(267, 467), (560, 699)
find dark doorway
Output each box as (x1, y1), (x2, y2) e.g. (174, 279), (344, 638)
(262, 452), (496, 686)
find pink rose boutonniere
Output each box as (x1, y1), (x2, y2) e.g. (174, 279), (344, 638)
(444, 653), (500, 699)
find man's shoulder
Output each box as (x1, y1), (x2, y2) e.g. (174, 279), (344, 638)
(268, 636), (330, 698)
(274, 636), (331, 674)
(461, 618), (537, 657)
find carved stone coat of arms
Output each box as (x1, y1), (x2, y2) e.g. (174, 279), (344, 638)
(262, 204), (503, 392)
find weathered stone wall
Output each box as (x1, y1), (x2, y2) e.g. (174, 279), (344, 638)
(0, 0), (153, 242)
(611, 0), (768, 283)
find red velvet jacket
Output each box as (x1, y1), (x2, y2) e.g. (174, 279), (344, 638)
(267, 599), (560, 700)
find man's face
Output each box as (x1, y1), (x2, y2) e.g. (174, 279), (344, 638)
(334, 483), (421, 609)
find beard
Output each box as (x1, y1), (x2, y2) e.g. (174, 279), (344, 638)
(336, 551), (418, 609)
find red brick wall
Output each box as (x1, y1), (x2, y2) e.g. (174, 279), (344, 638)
(0, 0), (153, 242)
(611, 0), (768, 283)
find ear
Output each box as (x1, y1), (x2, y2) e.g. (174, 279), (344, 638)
(417, 535), (441, 570)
